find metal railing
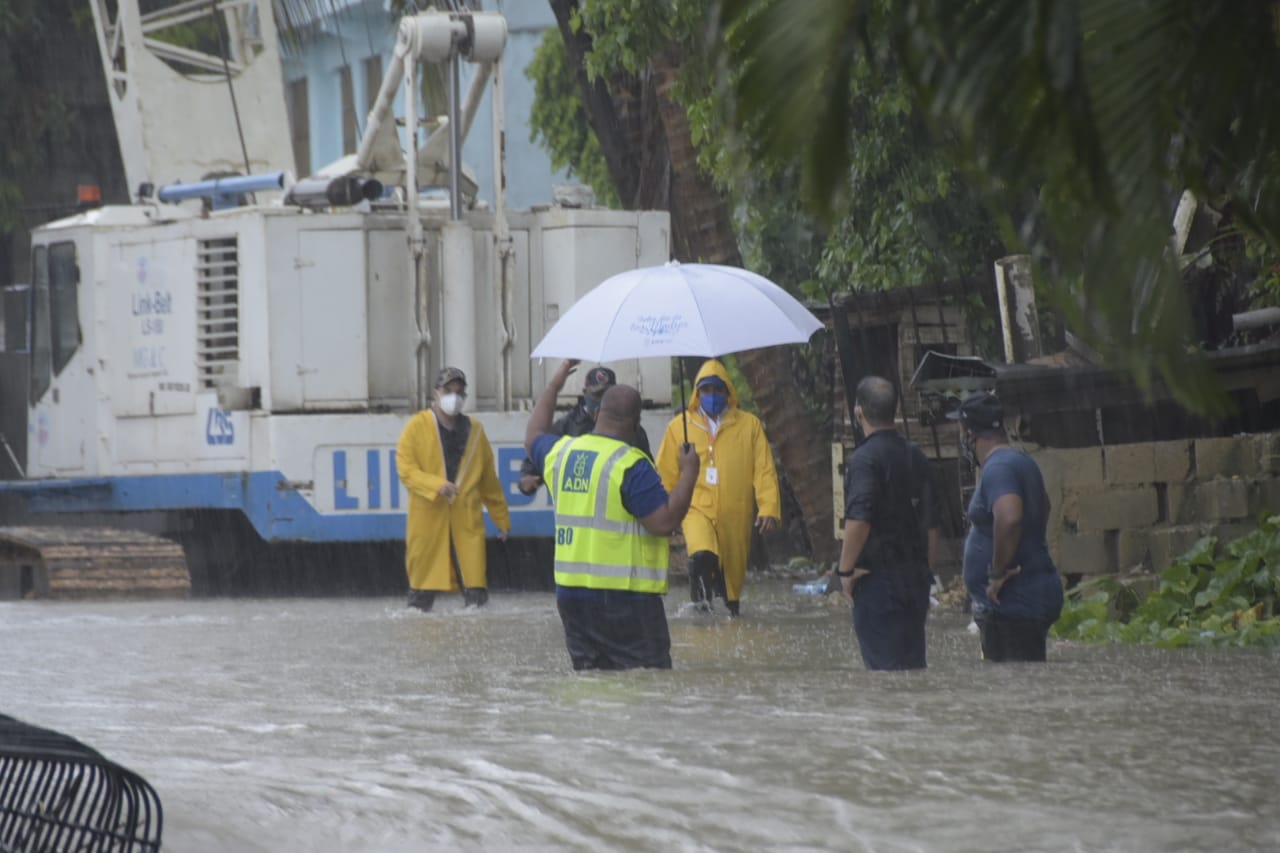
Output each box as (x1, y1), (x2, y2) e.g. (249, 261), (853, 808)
(0, 714), (162, 852)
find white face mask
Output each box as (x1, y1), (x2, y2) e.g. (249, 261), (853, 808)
(438, 392), (464, 416)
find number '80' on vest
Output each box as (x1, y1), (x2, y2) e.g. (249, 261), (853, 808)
(543, 434), (668, 593)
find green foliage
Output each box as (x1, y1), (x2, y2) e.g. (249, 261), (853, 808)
(962, 288), (1001, 360)
(573, 0), (710, 81)
(0, 0), (78, 231)
(1052, 515), (1280, 648)
(525, 27), (619, 208)
(146, 17), (221, 55)
(1244, 232), (1280, 309)
(716, 0), (1280, 414)
(806, 55), (1001, 297)
(527, 0), (1009, 458)
(529, 0), (1002, 303)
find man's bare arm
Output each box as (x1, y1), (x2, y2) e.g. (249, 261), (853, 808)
(639, 445), (699, 535)
(525, 360), (577, 456)
(838, 519), (872, 604)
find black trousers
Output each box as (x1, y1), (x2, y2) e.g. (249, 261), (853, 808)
(976, 613), (1051, 662)
(851, 570), (931, 671)
(556, 588), (672, 670)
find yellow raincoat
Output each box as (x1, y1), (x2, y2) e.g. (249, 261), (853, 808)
(655, 360), (780, 602)
(397, 410), (511, 592)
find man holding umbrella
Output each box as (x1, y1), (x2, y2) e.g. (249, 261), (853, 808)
(526, 359), (699, 670)
(655, 359), (781, 616)
(528, 260), (820, 622)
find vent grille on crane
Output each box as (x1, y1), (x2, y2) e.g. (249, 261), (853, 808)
(196, 238), (240, 390)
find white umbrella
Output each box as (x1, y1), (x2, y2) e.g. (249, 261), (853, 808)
(531, 261), (822, 442)
(530, 261), (822, 362)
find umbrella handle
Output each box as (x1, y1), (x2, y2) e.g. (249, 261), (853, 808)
(679, 359), (689, 446)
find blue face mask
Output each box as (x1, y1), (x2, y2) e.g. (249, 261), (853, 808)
(700, 391), (728, 417)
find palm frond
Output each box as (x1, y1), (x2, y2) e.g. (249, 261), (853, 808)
(715, 0), (1280, 413)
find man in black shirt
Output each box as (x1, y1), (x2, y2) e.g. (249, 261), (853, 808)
(517, 366), (651, 495)
(836, 376), (942, 670)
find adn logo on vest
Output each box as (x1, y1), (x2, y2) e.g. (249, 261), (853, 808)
(561, 449), (597, 493)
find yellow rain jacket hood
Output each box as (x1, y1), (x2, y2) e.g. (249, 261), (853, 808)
(655, 359), (781, 602)
(397, 411), (511, 592)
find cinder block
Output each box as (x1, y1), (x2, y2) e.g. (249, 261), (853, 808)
(1253, 478), (1280, 517)
(1044, 523), (1063, 558)
(1195, 437), (1259, 479)
(1060, 488), (1089, 529)
(1195, 478), (1250, 522)
(1032, 453), (1066, 524)
(1056, 530), (1110, 575)
(1116, 529), (1150, 570)
(1072, 485), (1159, 531)
(1152, 440), (1192, 483)
(1104, 443), (1156, 485)
(1060, 490), (1081, 529)
(1149, 525), (1208, 571)
(1256, 433), (1280, 475)
(1055, 448), (1105, 488)
(1161, 483), (1198, 525)
(1210, 522), (1258, 551)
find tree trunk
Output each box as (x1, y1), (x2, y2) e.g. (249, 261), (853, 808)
(733, 348), (836, 562)
(548, 0), (668, 209)
(548, 4), (837, 563)
(651, 57), (836, 563)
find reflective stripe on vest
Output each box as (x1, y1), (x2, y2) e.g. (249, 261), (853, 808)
(544, 433), (668, 593)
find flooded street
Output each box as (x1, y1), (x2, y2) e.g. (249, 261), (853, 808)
(2, 578), (1277, 852)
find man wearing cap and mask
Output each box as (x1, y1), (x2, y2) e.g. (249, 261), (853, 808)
(655, 359), (781, 616)
(516, 366), (651, 496)
(397, 367), (511, 611)
(950, 391), (1063, 661)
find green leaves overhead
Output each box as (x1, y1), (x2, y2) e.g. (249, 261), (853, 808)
(720, 0), (870, 222)
(0, 0), (87, 231)
(716, 0), (1280, 412)
(526, 27), (620, 208)
(528, 0), (999, 300)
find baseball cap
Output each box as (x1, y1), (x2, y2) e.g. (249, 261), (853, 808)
(946, 391), (1003, 430)
(583, 366), (617, 394)
(434, 366), (467, 389)
(696, 375), (727, 391)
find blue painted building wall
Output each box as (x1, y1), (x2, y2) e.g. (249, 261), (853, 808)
(278, 0), (570, 210)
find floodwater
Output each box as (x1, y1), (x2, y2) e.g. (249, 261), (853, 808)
(2, 579), (1277, 852)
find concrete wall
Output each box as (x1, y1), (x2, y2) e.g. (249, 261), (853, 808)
(1027, 432), (1280, 578)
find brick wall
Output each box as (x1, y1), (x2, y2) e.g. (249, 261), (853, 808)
(1024, 431), (1280, 578)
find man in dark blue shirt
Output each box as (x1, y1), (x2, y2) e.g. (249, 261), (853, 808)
(525, 359), (697, 670)
(950, 392), (1063, 662)
(837, 376), (942, 670)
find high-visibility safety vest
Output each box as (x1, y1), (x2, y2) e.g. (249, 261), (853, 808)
(543, 433), (668, 593)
